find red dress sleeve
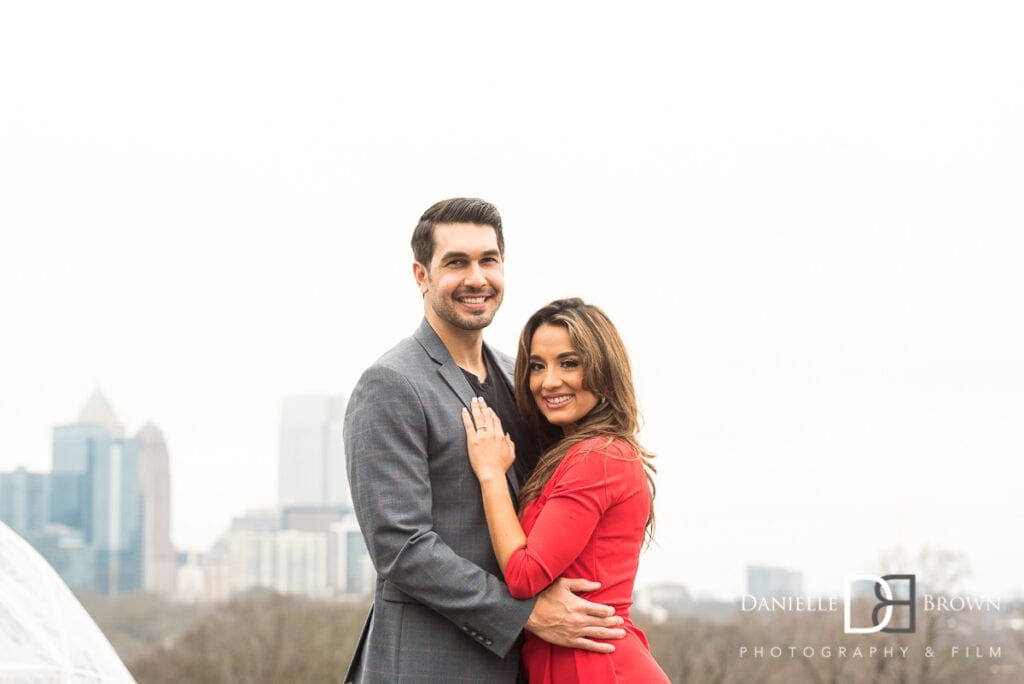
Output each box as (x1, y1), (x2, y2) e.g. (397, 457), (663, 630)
(503, 440), (631, 599)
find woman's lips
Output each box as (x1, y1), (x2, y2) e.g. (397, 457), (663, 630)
(543, 394), (573, 409)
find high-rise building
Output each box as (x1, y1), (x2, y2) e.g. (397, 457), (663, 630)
(175, 549), (230, 604)
(77, 388), (125, 439)
(214, 507), (333, 598)
(91, 437), (143, 595)
(273, 529), (329, 597)
(49, 390), (144, 594)
(747, 564), (804, 598)
(6, 390), (172, 596)
(138, 422), (175, 594)
(0, 467), (50, 537)
(184, 505), (373, 602)
(281, 505), (373, 596)
(221, 508), (281, 594)
(328, 513), (374, 596)
(25, 524), (97, 590)
(277, 394), (348, 508)
(634, 583), (693, 624)
(51, 423), (109, 539)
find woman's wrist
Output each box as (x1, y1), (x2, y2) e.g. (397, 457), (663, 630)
(477, 472), (508, 488)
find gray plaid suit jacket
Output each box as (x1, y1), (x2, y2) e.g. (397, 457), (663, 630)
(344, 319), (536, 683)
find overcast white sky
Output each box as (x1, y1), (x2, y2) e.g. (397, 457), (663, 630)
(1, 1), (1021, 600)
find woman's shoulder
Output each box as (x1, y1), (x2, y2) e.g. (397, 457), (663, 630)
(565, 436), (638, 460)
(560, 437), (642, 478)
(552, 437), (646, 498)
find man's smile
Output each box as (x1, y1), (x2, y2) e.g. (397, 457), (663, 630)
(455, 291), (495, 313)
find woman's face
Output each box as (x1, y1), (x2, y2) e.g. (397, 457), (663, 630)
(527, 323), (599, 433)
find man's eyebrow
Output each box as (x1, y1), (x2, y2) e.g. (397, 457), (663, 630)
(438, 249), (501, 261)
(439, 251), (469, 261)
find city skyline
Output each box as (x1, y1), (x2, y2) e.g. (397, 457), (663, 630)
(2, 389), (171, 595)
(4, 382), (1020, 602)
(2, 2), (1022, 603)
(278, 393), (349, 510)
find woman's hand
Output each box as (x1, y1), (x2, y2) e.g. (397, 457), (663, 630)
(461, 396), (516, 483)
(461, 397), (525, 574)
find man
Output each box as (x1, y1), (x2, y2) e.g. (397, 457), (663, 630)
(344, 198), (625, 682)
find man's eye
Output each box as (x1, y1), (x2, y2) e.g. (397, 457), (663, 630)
(447, 260), (465, 267)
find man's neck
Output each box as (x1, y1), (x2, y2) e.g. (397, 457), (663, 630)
(425, 310), (487, 377)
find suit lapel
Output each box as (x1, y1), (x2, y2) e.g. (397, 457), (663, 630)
(414, 319), (522, 495)
(437, 359), (476, 411)
(490, 348), (516, 392)
(415, 319), (476, 411)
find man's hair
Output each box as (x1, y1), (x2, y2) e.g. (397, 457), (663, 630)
(411, 198), (505, 267)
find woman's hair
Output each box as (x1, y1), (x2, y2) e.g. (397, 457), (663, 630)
(514, 298), (656, 541)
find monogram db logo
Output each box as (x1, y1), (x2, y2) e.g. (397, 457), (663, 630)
(843, 574), (916, 634)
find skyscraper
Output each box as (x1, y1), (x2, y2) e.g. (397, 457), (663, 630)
(77, 388), (125, 439)
(49, 390), (144, 594)
(277, 394), (348, 508)
(328, 513), (374, 596)
(93, 437), (143, 594)
(0, 467), (50, 537)
(51, 423), (109, 540)
(137, 422), (175, 594)
(51, 390), (124, 542)
(747, 565), (804, 598)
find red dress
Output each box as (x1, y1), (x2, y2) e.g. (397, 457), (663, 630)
(504, 437), (670, 683)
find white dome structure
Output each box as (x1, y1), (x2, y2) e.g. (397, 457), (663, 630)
(0, 521), (135, 682)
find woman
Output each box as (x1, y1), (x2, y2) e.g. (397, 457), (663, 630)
(462, 298), (669, 683)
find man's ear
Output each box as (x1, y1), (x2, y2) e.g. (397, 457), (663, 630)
(412, 262), (429, 295)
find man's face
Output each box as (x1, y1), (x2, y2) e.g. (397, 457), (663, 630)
(414, 222), (504, 332)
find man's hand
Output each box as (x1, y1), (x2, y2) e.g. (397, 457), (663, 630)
(524, 578), (626, 653)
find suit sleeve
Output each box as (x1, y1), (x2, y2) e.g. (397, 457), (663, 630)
(503, 447), (627, 599)
(345, 364), (535, 657)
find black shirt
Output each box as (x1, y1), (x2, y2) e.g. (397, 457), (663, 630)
(460, 349), (541, 493)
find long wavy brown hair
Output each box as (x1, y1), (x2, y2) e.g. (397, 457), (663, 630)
(514, 298), (656, 541)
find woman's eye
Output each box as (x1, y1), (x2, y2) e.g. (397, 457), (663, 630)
(561, 360), (579, 369)
(528, 362), (544, 372)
